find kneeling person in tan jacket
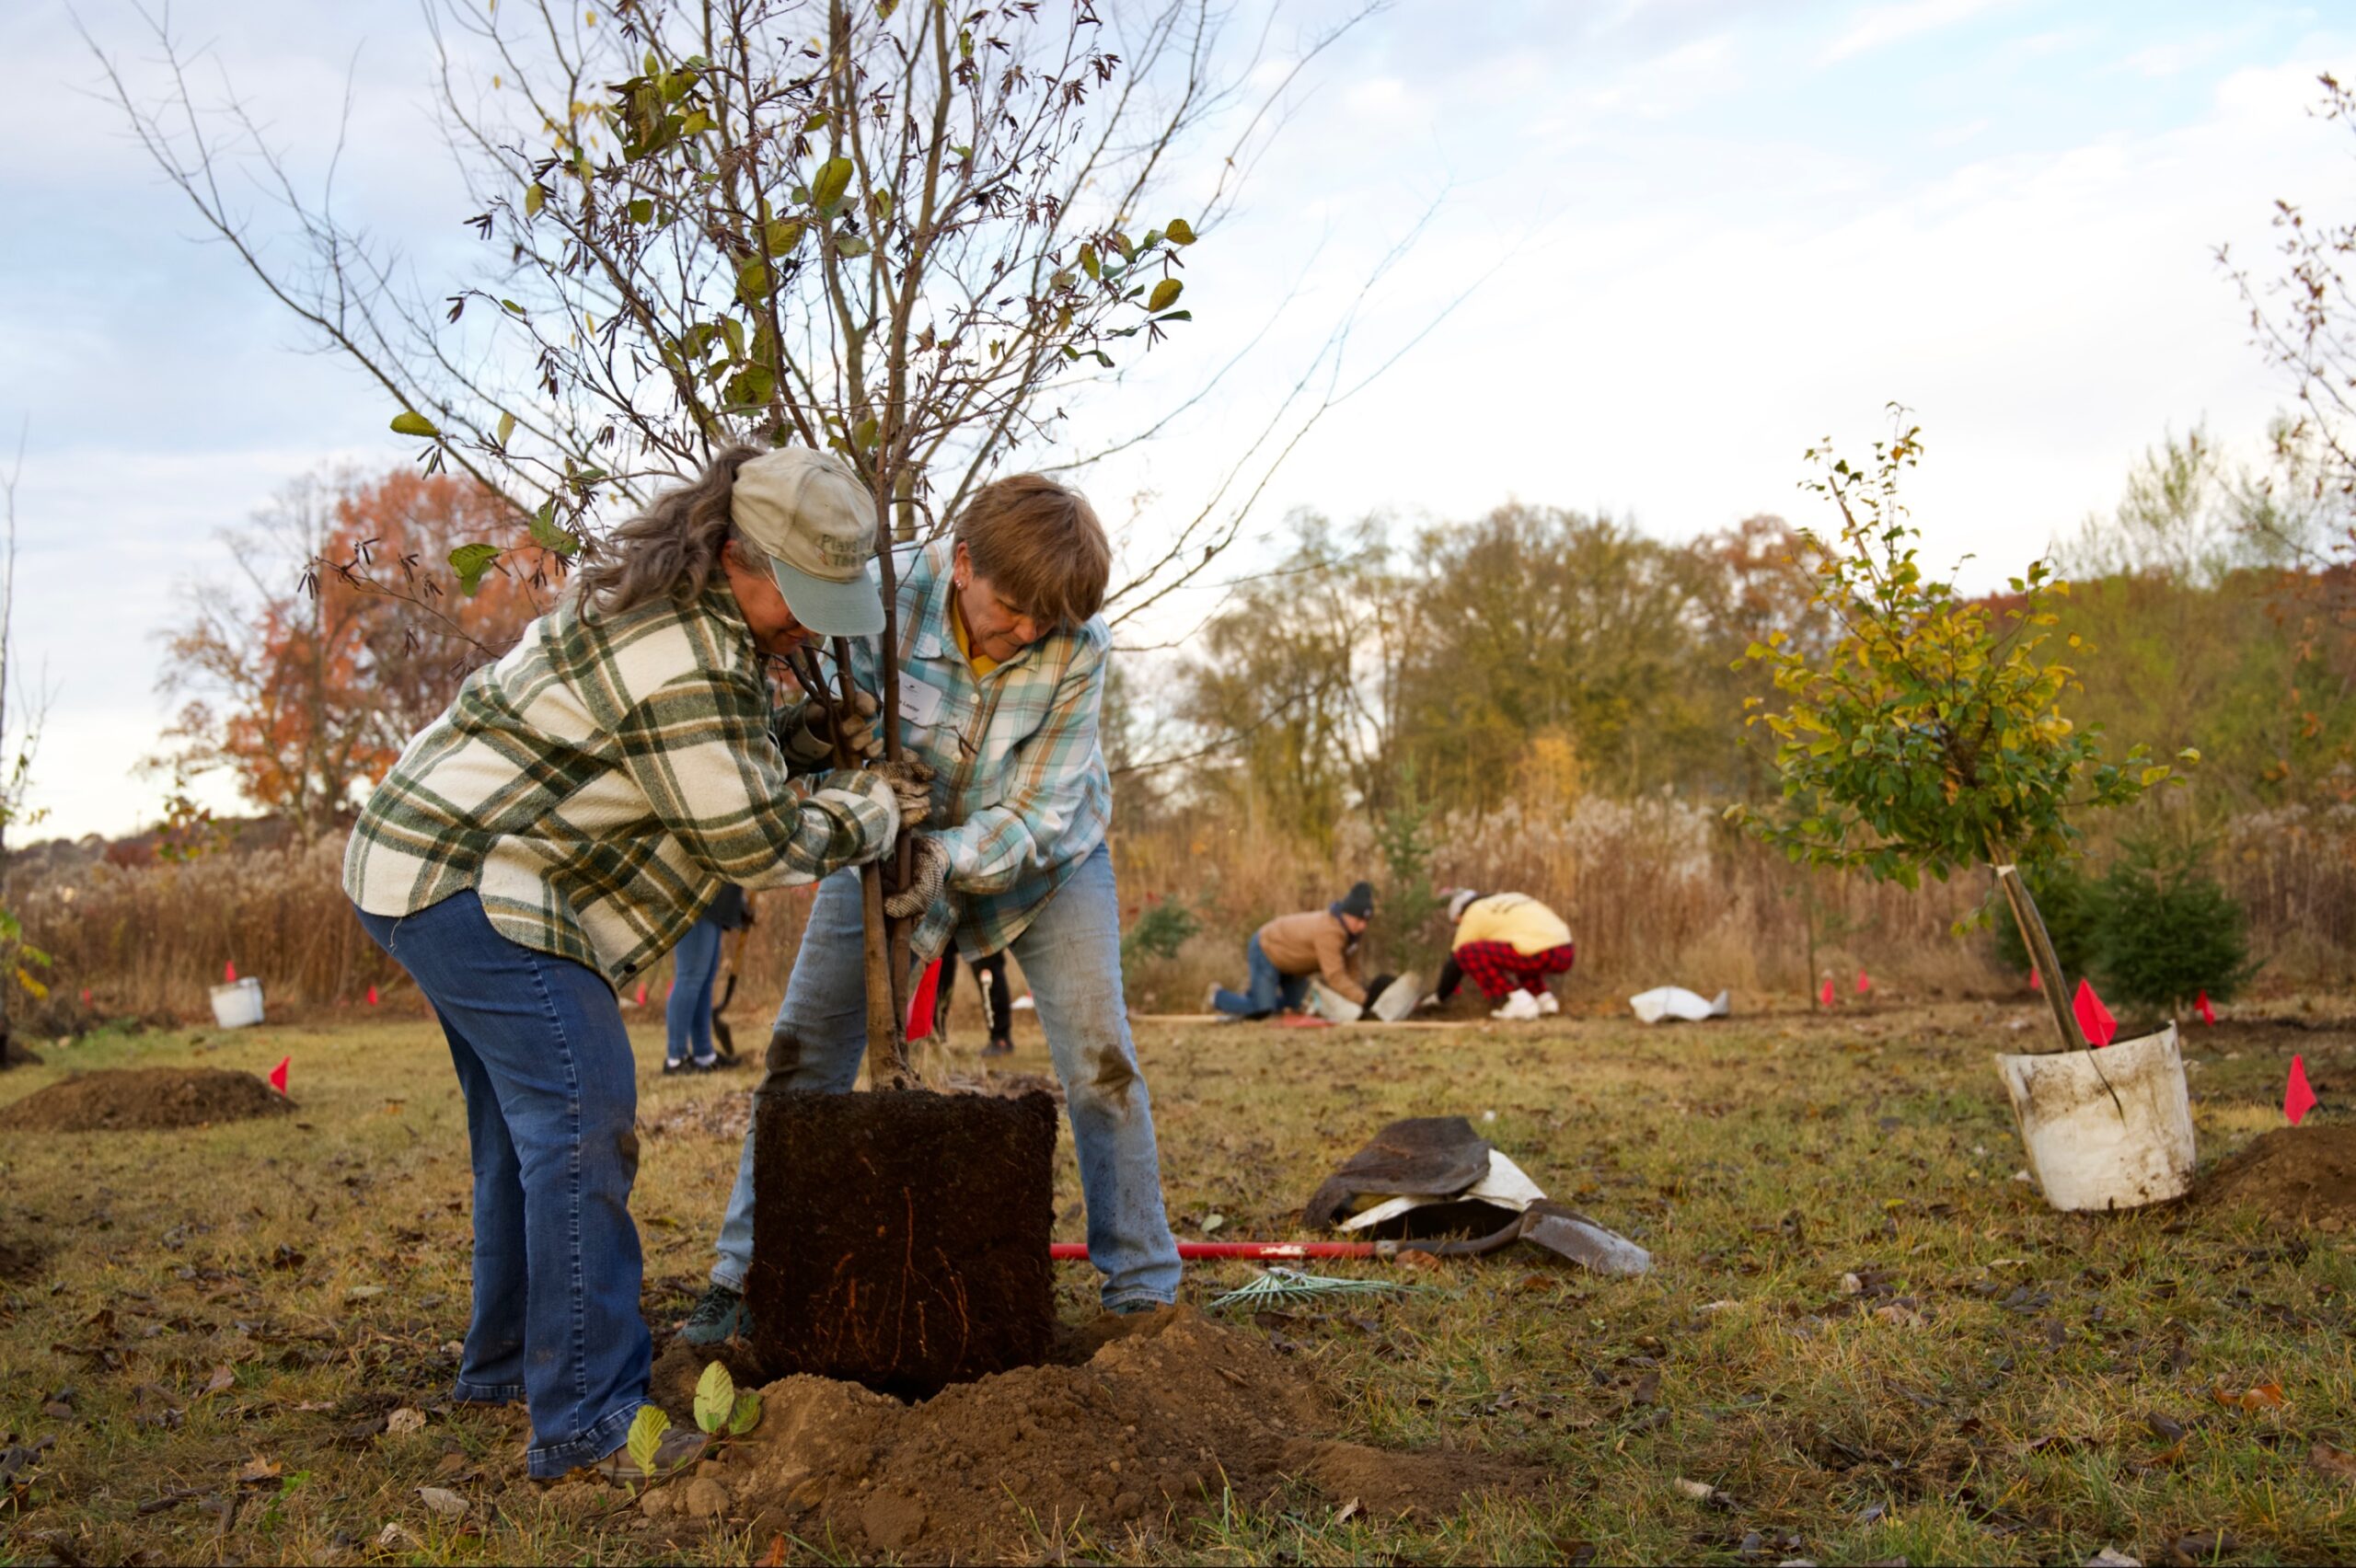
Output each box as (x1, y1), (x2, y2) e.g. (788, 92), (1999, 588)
(1208, 882), (1375, 1019)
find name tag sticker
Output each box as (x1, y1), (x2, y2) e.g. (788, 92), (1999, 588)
(897, 671), (944, 731)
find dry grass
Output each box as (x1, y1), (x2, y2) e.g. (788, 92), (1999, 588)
(3, 993), (2352, 1565)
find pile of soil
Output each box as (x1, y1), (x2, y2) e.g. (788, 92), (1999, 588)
(2205, 1124), (2356, 1227)
(717, 1306), (1538, 1560)
(0, 1066), (290, 1132)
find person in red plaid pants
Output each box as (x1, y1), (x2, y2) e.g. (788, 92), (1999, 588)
(1430, 889), (1576, 1020)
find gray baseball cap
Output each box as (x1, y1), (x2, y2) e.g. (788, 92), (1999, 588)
(729, 448), (885, 637)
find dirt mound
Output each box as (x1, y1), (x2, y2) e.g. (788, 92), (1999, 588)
(2205, 1124), (2356, 1227)
(723, 1305), (1539, 1560)
(0, 1066), (290, 1132)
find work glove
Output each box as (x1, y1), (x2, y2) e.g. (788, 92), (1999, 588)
(874, 755), (935, 830)
(791, 687), (884, 764)
(883, 832), (953, 920)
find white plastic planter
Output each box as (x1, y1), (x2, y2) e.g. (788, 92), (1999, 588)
(1994, 1023), (2195, 1212)
(209, 976), (266, 1030)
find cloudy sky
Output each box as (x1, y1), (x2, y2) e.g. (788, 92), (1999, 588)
(3, 0), (2350, 839)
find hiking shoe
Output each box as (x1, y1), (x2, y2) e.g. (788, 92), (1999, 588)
(981, 1037), (1013, 1057)
(679, 1285), (747, 1346)
(1534, 991), (1560, 1016)
(661, 1058), (688, 1075)
(1201, 983), (1221, 1013)
(589, 1422), (708, 1484)
(688, 1055), (722, 1072)
(1491, 991), (1542, 1021)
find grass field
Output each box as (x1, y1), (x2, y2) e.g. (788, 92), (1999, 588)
(2, 997), (2351, 1565)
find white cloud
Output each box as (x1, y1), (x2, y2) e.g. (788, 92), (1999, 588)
(1822, 0), (2020, 63)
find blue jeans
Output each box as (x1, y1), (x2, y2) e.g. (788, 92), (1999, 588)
(710, 842), (1181, 1309)
(665, 913), (724, 1065)
(1214, 933), (1308, 1018)
(352, 891), (649, 1479)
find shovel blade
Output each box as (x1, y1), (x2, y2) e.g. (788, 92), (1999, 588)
(1519, 1201), (1652, 1276)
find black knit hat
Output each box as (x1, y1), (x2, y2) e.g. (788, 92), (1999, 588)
(1332, 881), (1375, 920)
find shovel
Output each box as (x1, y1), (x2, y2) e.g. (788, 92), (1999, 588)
(1048, 1201), (1651, 1276)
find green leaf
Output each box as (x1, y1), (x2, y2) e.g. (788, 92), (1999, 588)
(693, 1362), (736, 1435)
(834, 232), (871, 259)
(527, 502), (581, 558)
(1166, 217), (1196, 246)
(448, 542), (501, 596)
(728, 1389), (761, 1435)
(626, 1405), (668, 1476)
(524, 183), (545, 217)
(850, 416), (880, 452)
(495, 410), (517, 449)
(1147, 277), (1183, 312)
(811, 156), (854, 213)
(627, 198), (654, 225)
(1078, 244), (1100, 281)
(390, 410), (439, 439)
(764, 218), (805, 255)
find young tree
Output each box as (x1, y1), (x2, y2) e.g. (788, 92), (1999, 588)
(157, 468), (546, 842)
(0, 429), (51, 1065)
(1733, 409), (2195, 1053)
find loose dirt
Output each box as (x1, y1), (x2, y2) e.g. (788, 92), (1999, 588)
(3, 1036), (43, 1066)
(716, 1305), (1539, 1561)
(0, 1066), (290, 1132)
(2204, 1124), (2356, 1227)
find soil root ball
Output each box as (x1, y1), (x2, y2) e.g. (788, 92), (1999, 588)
(748, 1086), (1057, 1398)
(729, 1305), (1540, 1560)
(2203, 1124), (2356, 1228)
(0, 1066), (290, 1132)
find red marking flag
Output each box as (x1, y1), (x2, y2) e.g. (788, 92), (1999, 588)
(634, 981), (648, 1007)
(2196, 990), (2216, 1026)
(365, 985), (378, 1006)
(906, 957), (943, 1042)
(2073, 978), (2117, 1047)
(80, 988), (91, 1007)
(2285, 1055), (2317, 1126)
(1855, 969), (1872, 996)
(267, 1055), (289, 1095)
(225, 960), (237, 984)
(1819, 977), (1835, 1009)
(2029, 967), (2041, 992)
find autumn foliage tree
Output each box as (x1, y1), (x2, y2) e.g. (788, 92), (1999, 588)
(157, 468), (549, 842)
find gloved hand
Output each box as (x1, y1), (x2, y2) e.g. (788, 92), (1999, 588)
(883, 833), (952, 919)
(875, 755), (935, 829)
(803, 687), (884, 763)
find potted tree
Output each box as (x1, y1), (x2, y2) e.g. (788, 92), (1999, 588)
(1734, 409), (2201, 1211)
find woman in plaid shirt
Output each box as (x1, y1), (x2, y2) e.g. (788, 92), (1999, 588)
(687, 475), (1184, 1339)
(343, 447), (922, 1482)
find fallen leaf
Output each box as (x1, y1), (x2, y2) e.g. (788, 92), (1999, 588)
(2212, 1382), (2284, 1412)
(417, 1485), (468, 1518)
(434, 1452), (469, 1479)
(2313, 1442), (2356, 1482)
(1395, 1250), (1442, 1273)
(1840, 1272), (1864, 1296)
(2145, 1412), (2187, 1443)
(376, 1523), (414, 1550)
(202, 1365), (236, 1396)
(2085, 1550), (2140, 1567)
(1873, 1303), (1925, 1329)
(235, 1456), (282, 1484)
(1673, 1477), (1717, 1502)
(756, 1535), (789, 1568)
(2158, 1531), (2236, 1567)
(1334, 1496), (1360, 1524)
(345, 1285), (386, 1301)
(385, 1407), (427, 1435)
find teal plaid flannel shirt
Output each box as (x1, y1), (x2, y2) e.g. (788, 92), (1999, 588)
(343, 581), (894, 987)
(814, 540), (1113, 960)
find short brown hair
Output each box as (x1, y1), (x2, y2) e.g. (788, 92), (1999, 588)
(953, 474), (1111, 628)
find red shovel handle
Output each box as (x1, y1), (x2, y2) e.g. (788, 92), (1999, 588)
(1053, 1240), (1380, 1261)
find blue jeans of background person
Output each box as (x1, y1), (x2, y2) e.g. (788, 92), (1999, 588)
(352, 890), (649, 1480)
(665, 912), (724, 1065)
(710, 842), (1182, 1310)
(1213, 932), (1308, 1019)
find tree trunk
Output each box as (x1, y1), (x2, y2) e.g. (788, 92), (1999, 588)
(1990, 849), (2080, 1053)
(834, 637), (907, 1086)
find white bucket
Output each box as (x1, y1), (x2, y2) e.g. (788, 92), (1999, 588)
(1993, 1023), (2194, 1212)
(209, 977), (265, 1030)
